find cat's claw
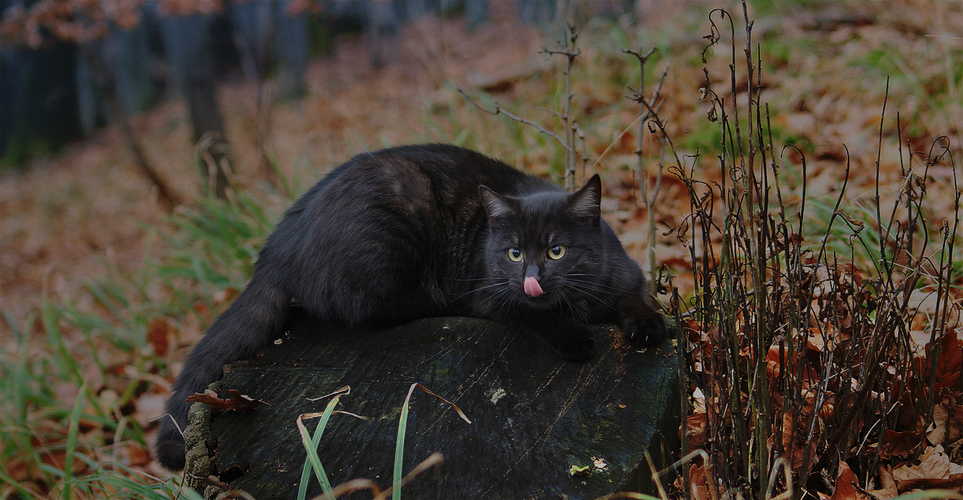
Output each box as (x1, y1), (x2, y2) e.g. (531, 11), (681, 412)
(622, 313), (667, 346)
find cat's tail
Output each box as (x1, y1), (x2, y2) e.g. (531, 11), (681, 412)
(155, 272), (290, 470)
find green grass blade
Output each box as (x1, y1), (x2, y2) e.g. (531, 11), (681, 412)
(41, 299), (81, 384)
(296, 396), (341, 499)
(893, 492), (963, 500)
(392, 384), (419, 500)
(61, 381), (87, 500)
(392, 383), (470, 500)
(0, 469), (36, 497)
(2, 312), (31, 428)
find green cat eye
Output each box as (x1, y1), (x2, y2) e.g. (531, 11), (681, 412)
(548, 245), (567, 260)
(508, 248), (524, 262)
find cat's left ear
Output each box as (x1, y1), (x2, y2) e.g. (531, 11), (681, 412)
(570, 174), (602, 222)
(479, 185), (515, 222)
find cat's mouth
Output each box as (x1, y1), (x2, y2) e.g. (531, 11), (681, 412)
(519, 277), (556, 307)
(523, 276), (544, 298)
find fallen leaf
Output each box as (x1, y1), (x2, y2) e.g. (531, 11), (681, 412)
(186, 389), (270, 412)
(686, 412), (707, 449)
(909, 329), (932, 356)
(831, 462), (873, 500)
(928, 328), (963, 392)
(945, 400), (963, 445)
(879, 430), (921, 459)
(767, 335), (819, 385)
(41, 450), (87, 477)
(892, 444), (963, 491)
(692, 387), (706, 413)
(687, 462), (713, 500)
(927, 402), (950, 446)
(122, 445), (152, 467)
(865, 465), (898, 499)
(661, 256), (693, 270)
(5, 458), (33, 482)
(146, 317), (174, 357)
(777, 409), (818, 475)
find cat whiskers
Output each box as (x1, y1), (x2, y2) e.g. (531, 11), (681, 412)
(449, 279), (511, 302)
(554, 287), (590, 324)
(558, 277), (622, 314)
(564, 273), (629, 290)
(486, 284), (519, 319)
(458, 278), (517, 318)
(564, 274), (629, 296)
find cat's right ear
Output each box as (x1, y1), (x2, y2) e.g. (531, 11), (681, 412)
(569, 174), (602, 221)
(479, 185), (514, 222)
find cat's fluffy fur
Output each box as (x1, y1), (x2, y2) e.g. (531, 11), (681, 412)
(156, 144), (666, 470)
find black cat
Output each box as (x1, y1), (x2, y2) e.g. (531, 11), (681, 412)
(155, 144), (666, 470)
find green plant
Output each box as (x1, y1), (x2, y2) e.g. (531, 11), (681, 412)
(297, 389), (345, 498)
(160, 190), (283, 293)
(294, 384), (467, 500)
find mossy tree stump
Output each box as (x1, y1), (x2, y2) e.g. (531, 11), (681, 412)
(184, 312), (680, 499)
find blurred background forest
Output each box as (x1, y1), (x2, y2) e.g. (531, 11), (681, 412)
(0, 0), (610, 323)
(1, 0), (961, 498)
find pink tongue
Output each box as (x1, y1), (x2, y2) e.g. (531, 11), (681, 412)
(524, 276), (544, 297)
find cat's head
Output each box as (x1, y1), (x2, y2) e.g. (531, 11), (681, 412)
(479, 175), (606, 312)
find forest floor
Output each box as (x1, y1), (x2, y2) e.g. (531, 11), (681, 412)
(1, 0), (961, 498)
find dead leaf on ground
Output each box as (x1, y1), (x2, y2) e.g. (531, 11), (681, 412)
(119, 445), (153, 467)
(776, 409), (818, 474)
(686, 412), (707, 449)
(186, 389), (270, 412)
(685, 462), (713, 500)
(891, 444), (963, 491)
(146, 317), (174, 357)
(865, 465), (899, 500)
(926, 328), (963, 392)
(879, 429), (922, 459)
(830, 462), (874, 500)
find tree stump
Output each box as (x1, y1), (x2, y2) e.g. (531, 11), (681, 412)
(184, 312), (681, 499)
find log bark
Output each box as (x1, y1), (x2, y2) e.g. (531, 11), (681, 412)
(185, 312), (680, 499)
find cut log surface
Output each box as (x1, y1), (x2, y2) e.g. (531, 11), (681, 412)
(184, 313), (680, 499)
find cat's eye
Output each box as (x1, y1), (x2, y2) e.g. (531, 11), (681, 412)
(508, 248), (524, 262)
(548, 245), (566, 260)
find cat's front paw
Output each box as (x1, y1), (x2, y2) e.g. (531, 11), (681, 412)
(622, 312), (667, 346)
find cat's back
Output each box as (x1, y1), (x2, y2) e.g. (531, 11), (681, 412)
(280, 144), (557, 239)
(371, 143), (556, 197)
(374, 144), (561, 204)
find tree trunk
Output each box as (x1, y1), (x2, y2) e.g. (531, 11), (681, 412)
(184, 313), (681, 499)
(79, 38), (180, 210)
(160, 13), (232, 198)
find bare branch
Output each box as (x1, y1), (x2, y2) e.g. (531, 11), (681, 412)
(456, 87), (574, 157)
